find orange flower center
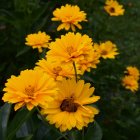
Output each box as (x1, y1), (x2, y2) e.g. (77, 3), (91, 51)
(25, 85), (35, 96)
(53, 66), (62, 74)
(60, 98), (79, 112)
(67, 46), (75, 55)
(65, 15), (72, 20)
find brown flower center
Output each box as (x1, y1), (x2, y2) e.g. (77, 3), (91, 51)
(53, 66), (62, 74)
(109, 7), (115, 13)
(25, 85), (35, 96)
(60, 98), (79, 112)
(101, 50), (108, 55)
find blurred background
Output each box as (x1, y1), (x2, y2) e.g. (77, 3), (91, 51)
(0, 0), (140, 139)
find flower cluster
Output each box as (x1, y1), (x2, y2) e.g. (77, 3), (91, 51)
(122, 66), (140, 92)
(47, 32), (101, 74)
(35, 59), (76, 81)
(2, 2), (126, 133)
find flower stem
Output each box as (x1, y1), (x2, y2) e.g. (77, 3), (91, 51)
(82, 128), (85, 140)
(68, 131), (75, 140)
(36, 107), (69, 140)
(73, 62), (78, 82)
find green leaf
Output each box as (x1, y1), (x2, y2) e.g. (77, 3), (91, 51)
(33, 121), (66, 140)
(24, 135), (33, 140)
(16, 135), (33, 140)
(0, 103), (12, 140)
(16, 46), (30, 57)
(6, 108), (35, 140)
(14, 0), (28, 12)
(16, 122), (30, 138)
(31, 2), (51, 24)
(85, 121), (103, 140)
(69, 130), (82, 140)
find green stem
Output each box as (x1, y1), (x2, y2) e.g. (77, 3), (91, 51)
(67, 131), (75, 140)
(73, 61), (78, 82)
(36, 107), (69, 140)
(82, 128), (85, 140)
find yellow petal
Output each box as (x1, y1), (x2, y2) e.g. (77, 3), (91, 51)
(75, 80), (84, 98)
(26, 103), (34, 110)
(38, 47), (43, 53)
(69, 113), (76, 127)
(57, 23), (65, 31)
(42, 108), (60, 114)
(65, 23), (70, 30)
(14, 102), (25, 111)
(75, 23), (82, 29)
(81, 96), (100, 104)
(71, 24), (76, 32)
(51, 17), (59, 21)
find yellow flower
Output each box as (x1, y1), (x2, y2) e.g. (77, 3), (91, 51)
(122, 76), (139, 92)
(41, 79), (100, 132)
(77, 51), (100, 73)
(52, 4), (87, 31)
(104, 0), (125, 16)
(35, 59), (77, 81)
(125, 66), (140, 80)
(2, 69), (58, 111)
(47, 32), (93, 65)
(25, 31), (51, 52)
(94, 41), (119, 59)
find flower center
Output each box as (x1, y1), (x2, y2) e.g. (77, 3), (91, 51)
(60, 98), (79, 112)
(67, 46), (75, 55)
(109, 7), (115, 13)
(101, 50), (108, 55)
(25, 85), (35, 96)
(53, 66), (62, 74)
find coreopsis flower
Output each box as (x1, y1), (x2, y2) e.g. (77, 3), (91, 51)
(2, 69), (58, 111)
(25, 31), (51, 52)
(52, 4), (87, 31)
(125, 66), (140, 80)
(122, 76), (139, 92)
(94, 41), (119, 59)
(78, 51), (100, 73)
(47, 32), (93, 65)
(41, 79), (100, 132)
(104, 0), (125, 16)
(36, 59), (79, 81)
